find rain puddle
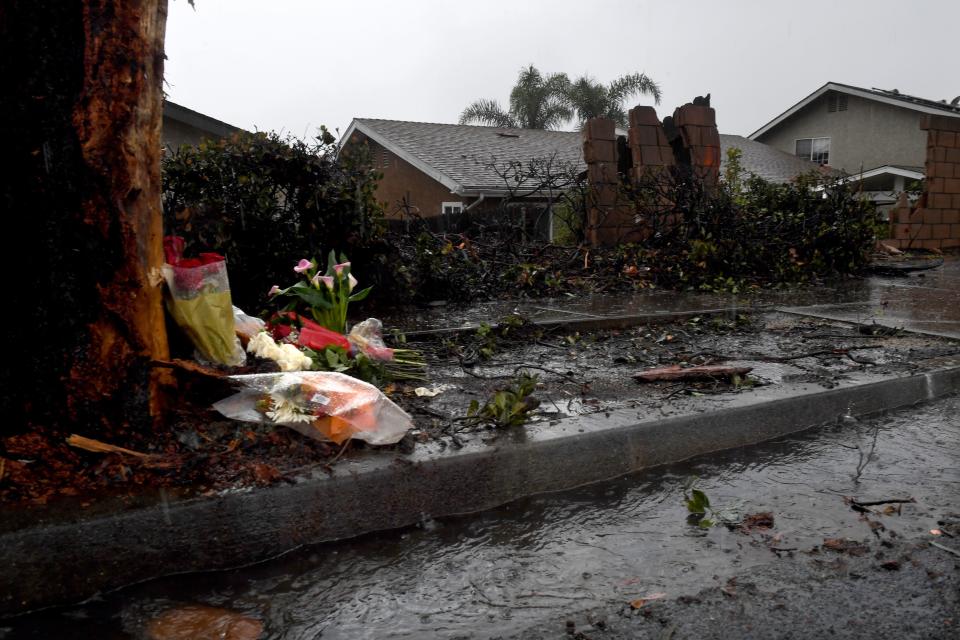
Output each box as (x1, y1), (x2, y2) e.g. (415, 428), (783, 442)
(5, 396), (958, 639)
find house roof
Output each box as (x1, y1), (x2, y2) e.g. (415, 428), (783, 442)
(341, 118), (828, 196)
(719, 134), (828, 183)
(749, 82), (960, 140)
(163, 100), (242, 139)
(342, 119), (586, 196)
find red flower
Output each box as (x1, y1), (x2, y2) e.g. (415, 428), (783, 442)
(164, 236), (186, 265)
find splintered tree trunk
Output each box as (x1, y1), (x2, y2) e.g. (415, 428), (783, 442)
(1, 0), (172, 437)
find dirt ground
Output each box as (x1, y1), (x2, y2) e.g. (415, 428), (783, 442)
(2, 311), (958, 511)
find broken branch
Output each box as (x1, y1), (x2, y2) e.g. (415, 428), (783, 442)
(633, 364), (752, 382)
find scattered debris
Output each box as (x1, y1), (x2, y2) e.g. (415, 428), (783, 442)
(633, 364), (752, 383)
(66, 435), (178, 469)
(846, 497), (915, 514)
(929, 541), (960, 558)
(822, 538), (870, 556)
(414, 384), (455, 397)
(739, 512), (775, 533)
(629, 592), (667, 609)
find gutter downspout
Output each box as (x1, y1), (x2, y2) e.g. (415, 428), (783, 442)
(463, 193), (486, 212)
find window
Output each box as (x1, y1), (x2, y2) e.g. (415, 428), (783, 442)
(382, 150), (390, 168)
(442, 201), (463, 215)
(795, 137), (830, 164)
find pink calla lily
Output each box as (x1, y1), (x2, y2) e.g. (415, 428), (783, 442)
(268, 285), (281, 296)
(294, 259), (313, 274)
(347, 273), (358, 292)
(333, 261), (351, 275)
(312, 274), (334, 290)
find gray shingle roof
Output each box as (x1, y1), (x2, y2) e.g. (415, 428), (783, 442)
(348, 118), (826, 192)
(352, 119), (585, 193)
(719, 134), (827, 183)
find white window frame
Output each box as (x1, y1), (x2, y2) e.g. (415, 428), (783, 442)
(795, 137), (831, 165)
(441, 201), (463, 215)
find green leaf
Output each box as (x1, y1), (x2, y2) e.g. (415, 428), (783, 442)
(290, 282), (333, 309)
(691, 489), (710, 509)
(325, 349), (339, 368)
(699, 518), (715, 529)
(348, 286), (373, 302)
(467, 400), (479, 417)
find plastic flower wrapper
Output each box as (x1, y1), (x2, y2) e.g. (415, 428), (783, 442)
(161, 236), (245, 366)
(347, 318), (426, 381)
(212, 372), (413, 445)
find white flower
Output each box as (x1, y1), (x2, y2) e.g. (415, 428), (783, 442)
(275, 343), (314, 372)
(247, 331), (278, 357)
(248, 332), (313, 371)
(265, 393), (313, 424)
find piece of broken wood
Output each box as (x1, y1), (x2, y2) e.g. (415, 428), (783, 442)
(633, 364), (752, 383)
(151, 358), (227, 379)
(67, 434), (150, 458)
(66, 435), (179, 469)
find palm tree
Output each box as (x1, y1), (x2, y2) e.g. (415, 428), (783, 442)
(565, 73), (662, 129)
(459, 65), (572, 130)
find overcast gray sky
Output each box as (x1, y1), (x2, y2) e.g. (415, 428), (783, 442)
(164, 0), (959, 140)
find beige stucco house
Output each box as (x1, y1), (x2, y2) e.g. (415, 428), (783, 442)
(750, 82), (960, 209)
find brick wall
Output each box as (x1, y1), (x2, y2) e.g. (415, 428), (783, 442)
(887, 114), (960, 251)
(345, 133), (459, 219)
(582, 101), (722, 246)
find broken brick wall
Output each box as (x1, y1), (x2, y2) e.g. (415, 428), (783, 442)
(888, 114), (960, 251)
(582, 100), (721, 246)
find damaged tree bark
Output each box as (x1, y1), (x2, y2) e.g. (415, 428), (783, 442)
(1, 0), (172, 436)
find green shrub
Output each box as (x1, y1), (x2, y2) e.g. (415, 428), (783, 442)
(162, 129), (385, 311)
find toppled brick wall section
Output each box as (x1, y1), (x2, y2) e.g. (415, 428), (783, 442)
(582, 100), (721, 246)
(889, 114), (960, 251)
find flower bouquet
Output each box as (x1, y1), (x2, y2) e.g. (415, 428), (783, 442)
(213, 371), (413, 445)
(259, 252), (425, 383)
(161, 236), (245, 366)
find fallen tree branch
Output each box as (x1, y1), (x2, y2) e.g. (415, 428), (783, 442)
(848, 497), (915, 507)
(634, 364), (752, 382)
(930, 541), (960, 558)
(513, 363), (583, 384)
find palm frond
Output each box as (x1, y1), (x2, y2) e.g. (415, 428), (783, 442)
(459, 99), (517, 128)
(607, 73), (662, 105)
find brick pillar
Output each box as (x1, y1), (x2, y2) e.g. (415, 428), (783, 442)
(889, 115), (960, 250)
(627, 106), (675, 238)
(673, 104), (721, 191)
(582, 117), (621, 246)
(627, 106), (674, 181)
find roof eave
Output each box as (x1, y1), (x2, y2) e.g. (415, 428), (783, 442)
(832, 165), (925, 184)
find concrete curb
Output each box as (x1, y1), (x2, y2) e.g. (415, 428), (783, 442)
(402, 305), (772, 339)
(2, 364), (958, 615)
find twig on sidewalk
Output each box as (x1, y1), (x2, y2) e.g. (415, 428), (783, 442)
(930, 541), (960, 558)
